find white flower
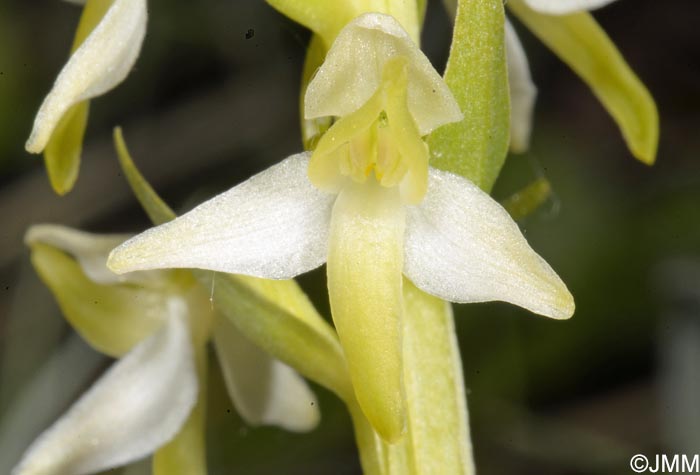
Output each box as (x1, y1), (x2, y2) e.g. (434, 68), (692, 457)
(26, 0), (147, 194)
(13, 225), (319, 475)
(108, 13), (574, 441)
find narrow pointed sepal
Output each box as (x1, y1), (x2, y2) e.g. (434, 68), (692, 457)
(26, 0), (147, 154)
(113, 127), (177, 225)
(108, 153), (334, 279)
(327, 179), (407, 442)
(11, 302), (198, 475)
(213, 316), (320, 432)
(404, 167), (575, 319)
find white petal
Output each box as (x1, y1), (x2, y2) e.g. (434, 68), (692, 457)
(304, 13), (462, 136)
(26, 0), (147, 153)
(12, 300), (198, 475)
(25, 224), (170, 287)
(505, 21), (537, 154)
(522, 0), (617, 14)
(404, 168), (574, 319)
(25, 225), (130, 285)
(0, 336), (103, 475)
(213, 316), (320, 432)
(108, 153), (335, 279)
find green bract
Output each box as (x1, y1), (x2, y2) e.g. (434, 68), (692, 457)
(428, 0), (510, 192)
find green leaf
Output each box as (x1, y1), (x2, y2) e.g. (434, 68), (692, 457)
(401, 279), (475, 475)
(508, 0), (658, 164)
(113, 129), (352, 400)
(29, 243), (171, 358)
(43, 102), (88, 195)
(428, 0), (510, 193)
(501, 176), (552, 221)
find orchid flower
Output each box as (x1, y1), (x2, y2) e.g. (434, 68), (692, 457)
(503, 0), (658, 162)
(107, 13), (574, 442)
(26, 0), (147, 194)
(14, 224), (319, 475)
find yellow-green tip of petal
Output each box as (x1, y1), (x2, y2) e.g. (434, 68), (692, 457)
(629, 89), (659, 165)
(106, 247), (135, 275)
(537, 263), (576, 321)
(554, 287), (575, 320)
(39, 101), (89, 195)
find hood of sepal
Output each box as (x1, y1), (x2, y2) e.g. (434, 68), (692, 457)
(304, 13), (462, 137)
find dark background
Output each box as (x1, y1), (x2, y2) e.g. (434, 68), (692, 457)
(1, 0), (699, 473)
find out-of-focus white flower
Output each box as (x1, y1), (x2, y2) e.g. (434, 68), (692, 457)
(505, 0), (658, 163)
(13, 225), (319, 475)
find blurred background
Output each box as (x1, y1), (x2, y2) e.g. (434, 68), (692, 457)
(1, 0), (699, 473)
